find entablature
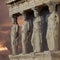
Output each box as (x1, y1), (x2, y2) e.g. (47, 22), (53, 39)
(7, 0), (60, 16)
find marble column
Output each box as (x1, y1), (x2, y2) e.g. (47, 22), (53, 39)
(46, 3), (59, 50)
(31, 9), (43, 53)
(11, 16), (19, 55)
(21, 13), (29, 54)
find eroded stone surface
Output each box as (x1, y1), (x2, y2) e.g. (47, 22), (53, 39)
(9, 51), (60, 60)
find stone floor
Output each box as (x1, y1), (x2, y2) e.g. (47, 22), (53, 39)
(9, 51), (60, 60)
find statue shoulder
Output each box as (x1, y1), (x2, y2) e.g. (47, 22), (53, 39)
(22, 21), (29, 30)
(48, 12), (55, 20)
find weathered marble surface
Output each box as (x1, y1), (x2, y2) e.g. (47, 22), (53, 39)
(9, 51), (60, 60)
(7, 0), (60, 60)
(21, 18), (29, 54)
(31, 15), (42, 52)
(7, 0), (60, 16)
(46, 12), (59, 51)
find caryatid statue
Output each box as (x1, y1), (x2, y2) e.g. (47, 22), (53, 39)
(31, 9), (43, 53)
(46, 3), (59, 50)
(11, 16), (19, 55)
(21, 13), (29, 54)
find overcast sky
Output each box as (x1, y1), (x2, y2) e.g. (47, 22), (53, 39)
(0, 0), (12, 60)
(0, 0), (23, 56)
(0, 0), (11, 44)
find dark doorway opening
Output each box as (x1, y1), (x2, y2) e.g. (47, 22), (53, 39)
(55, 4), (60, 50)
(39, 5), (50, 51)
(24, 9), (34, 53)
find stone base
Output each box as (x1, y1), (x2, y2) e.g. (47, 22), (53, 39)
(9, 51), (60, 60)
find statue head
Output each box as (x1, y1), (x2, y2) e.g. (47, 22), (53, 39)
(11, 14), (18, 24)
(11, 17), (17, 24)
(48, 3), (56, 13)
(33, 9), (39, 18)
(31, 8), (39, 18)
(22, 12), (27, 21)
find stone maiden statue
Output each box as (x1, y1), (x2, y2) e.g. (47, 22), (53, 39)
(11, 17), (19, 55)
(31, 9), (43, 53)
(46, 4), (59, 50)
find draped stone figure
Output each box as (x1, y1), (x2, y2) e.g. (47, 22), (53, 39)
(31, 10), (42, 53)
(21, 14), (29, 54)
(11, 17), (19, 55)
(46, 4), (59, 50)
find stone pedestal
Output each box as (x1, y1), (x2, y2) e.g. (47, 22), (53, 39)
(9, 51), (60, 60)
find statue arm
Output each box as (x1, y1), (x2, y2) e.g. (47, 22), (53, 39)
(16, 25), (19, 32)
(21, 25), (25, 33)
(31, 32), (35, 47)
(46, 14), (49, 23)
(55, 14), (59, 23)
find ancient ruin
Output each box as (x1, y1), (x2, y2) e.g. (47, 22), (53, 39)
(6, 0), (60, 60)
